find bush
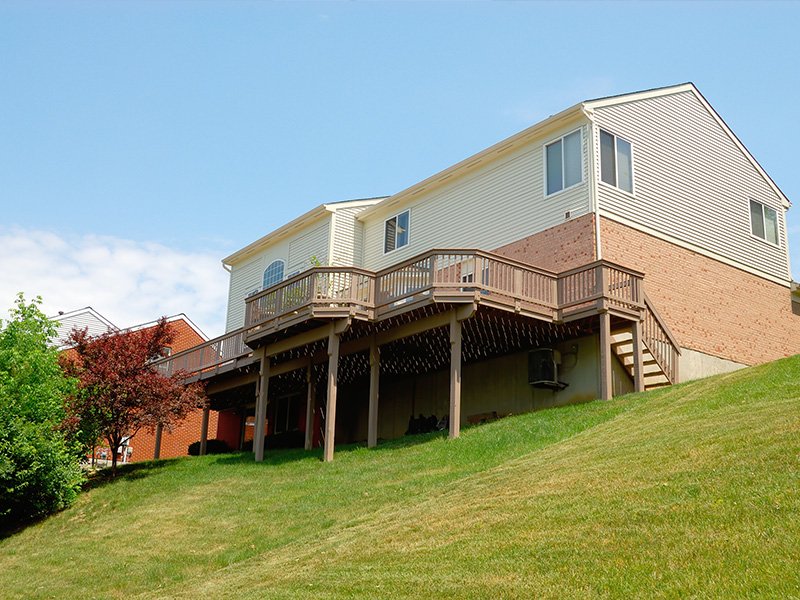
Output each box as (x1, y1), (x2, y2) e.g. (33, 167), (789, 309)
(0, 417), (83, 530)
(187, 439), (231, 456)
(0, 294), (83, 531)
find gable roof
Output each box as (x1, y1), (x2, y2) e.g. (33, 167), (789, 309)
(51, 306), (118, 349)
(583, 82), (790, 209)
(223, 197), (385, 267)
(358, 82), (789, 221)
(52, 308), (209, 348)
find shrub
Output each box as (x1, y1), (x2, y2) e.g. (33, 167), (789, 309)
(0, 294), (83, 531)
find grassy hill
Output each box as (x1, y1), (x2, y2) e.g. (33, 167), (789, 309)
(2, 355), (800, 599)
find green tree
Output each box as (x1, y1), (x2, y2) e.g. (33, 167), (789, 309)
(0, 294), (83, 531)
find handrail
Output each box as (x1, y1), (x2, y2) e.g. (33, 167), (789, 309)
(152, 326), (250, 377)
(641, 291), (681, 384)
(642, 291), (681, 353)
(167, 249), (683, 384)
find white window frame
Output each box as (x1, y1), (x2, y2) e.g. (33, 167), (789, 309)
(263, 259), (285, 290)
(384, 209), (410, 254)
(748, 199), (780, 247)
(544, 128), (583, 197)
(598, 129), (635, 195)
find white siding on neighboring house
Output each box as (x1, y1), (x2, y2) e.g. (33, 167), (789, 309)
(288, 223), (330, 274)
(53, 308), (117, 348)
(225, 256), (265, 332)
(593, 90), (790, 282)
(361, 121), (593, 272)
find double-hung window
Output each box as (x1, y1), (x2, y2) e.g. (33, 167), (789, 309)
(545, 129), (582, 195)
(749, 199), (779, 245)
(384, 210), (410, 253)
(600, 130), (633, 193)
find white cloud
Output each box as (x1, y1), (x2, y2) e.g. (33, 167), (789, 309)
(0, 227), (230, 337)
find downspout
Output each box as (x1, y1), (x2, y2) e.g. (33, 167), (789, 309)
(581, 104), (601, 261)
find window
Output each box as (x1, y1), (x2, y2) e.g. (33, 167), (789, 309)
(263, 259), (285, 289)
(384, 210), (410, 253)
(600, 130), (633, 193)
(546, 129), (582, 195)
(750, 199), (779, 245)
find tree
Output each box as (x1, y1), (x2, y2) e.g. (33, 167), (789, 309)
(0, 294), (83, 530)
(62, 318), (205, 476)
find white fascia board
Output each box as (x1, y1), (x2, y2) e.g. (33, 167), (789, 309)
(223, 205), (332, 267)
(357, 103), (586, 222)
(585, 82), (790, 209)
(51, 306), (119, 331)
(223, 198), (384, 267)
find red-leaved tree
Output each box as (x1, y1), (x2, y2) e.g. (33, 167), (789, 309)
(61, 318), (205, 476)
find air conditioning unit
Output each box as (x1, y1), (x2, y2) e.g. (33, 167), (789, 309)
(528, 348), (565, 390)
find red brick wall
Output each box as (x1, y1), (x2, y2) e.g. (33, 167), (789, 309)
(492, 213), (597, 272)
(129, 318), (216, 461)
(600, 216), (800, 366)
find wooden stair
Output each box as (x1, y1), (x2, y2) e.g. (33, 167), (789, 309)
(610, 329), (671, 390)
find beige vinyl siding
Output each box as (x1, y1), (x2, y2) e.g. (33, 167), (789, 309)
(330, 206), (365, 267)
(594, 90), (789, 281)
(225, 256), (265, 332)
(361, 121), (592, 272)
(288, 223), (330, 273)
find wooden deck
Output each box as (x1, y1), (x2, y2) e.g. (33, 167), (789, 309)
(154, 249), (679, 387)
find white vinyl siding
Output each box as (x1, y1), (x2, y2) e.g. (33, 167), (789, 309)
(225, 256), (264, 332)
(330, 206), (366, 267)
(362, 121), (592, 271)
(594, 90), (788, 281)
(287, 223), (330, 274)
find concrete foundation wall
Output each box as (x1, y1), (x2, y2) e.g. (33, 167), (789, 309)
(679, 347), (746, 383)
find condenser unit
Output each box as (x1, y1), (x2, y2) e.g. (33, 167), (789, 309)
(528, 348), (567, 390)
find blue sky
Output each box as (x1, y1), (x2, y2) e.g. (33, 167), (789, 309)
(2, 1), (799, 336)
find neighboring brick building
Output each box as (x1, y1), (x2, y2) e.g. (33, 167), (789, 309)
(55, 310), (214, 462)
(152, 83), (799, 463)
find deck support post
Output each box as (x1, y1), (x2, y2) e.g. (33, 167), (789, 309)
(599, 311), (612, 401)
(254, 349), (269, 462)
(632, 318), (645, 393)
(323, 324), (342, 462)
(153, 424), (163, 460)
(199, 406), (210, 456)
(449, 310), (463, 440)
(368, 337), (380, 448)
(304, 357), (315, 450)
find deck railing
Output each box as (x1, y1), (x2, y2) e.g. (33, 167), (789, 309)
(152, 327), (250, 377)
(160, 250), (677, 380)
(244, 267), (374, 330)
(642, 291), (681, 384)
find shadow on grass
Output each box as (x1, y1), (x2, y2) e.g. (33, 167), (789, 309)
(82, 458), (175, 491)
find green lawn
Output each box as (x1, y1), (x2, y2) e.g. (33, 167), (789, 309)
(2, 355), (800, 599)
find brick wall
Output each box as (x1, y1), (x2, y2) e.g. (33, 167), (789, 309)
(492, 213), (597, 272)
(600, 216), (800, 366)
(127, 318), (218, 462)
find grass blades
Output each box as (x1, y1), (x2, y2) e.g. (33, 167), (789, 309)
(1, 355), (799, 599)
